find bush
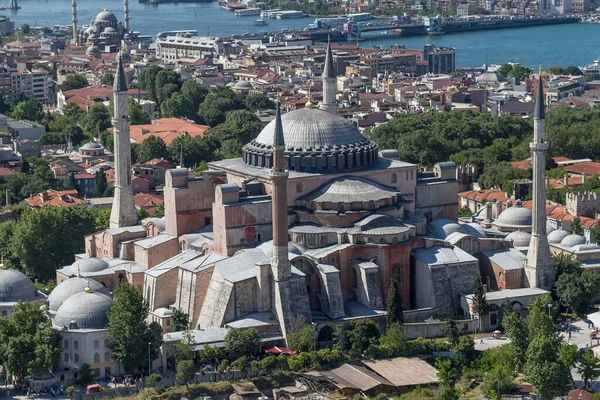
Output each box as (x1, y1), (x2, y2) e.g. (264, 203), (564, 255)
(66, 386), (74, 397)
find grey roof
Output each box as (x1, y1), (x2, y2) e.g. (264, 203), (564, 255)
(362, 358), (440, 387)
(571, 244), (600, 253)
(164, 327), (229, 345)
(412, 246), (477, 266)
(478, 287), (549, 302)
(548, 229), (569, 244)
(48, 277), (110, 312)
(72, 258), (110, 273)
(151, 307), (173, 317)
(145, 250), (203, 278)
(106, 225), (145, 235)
(534, 76), (545, 119)
(300, 176), (398, 203)
(505, 230), (532, 248)
(80, 142), (102, 150)
(114, 53), (128, 93)
(304, 243), (353, 260)
(257, 240), (303, 259)
(233, 80), (253, 89)
(179, 252), (228, 273)
(317, 263), (339, 274)
(463, 222), (486, 238)
(0, 268), (45, 303)
(349, 214), (410, 236)
(225, 311), (277, 329)
(215, 248), (267, 283)
(481, 248), (526, 270)
(435, 161), (456, 170)
(134, 234), (176, 249)
(495, 205), (532, 228)
(322, 41), (335, 79)
(54, 291), (113, 330)
(251, 108), (368, 151)
(326, 364), (393, 392)
(95, 9), (118, 22)
(560, 234), (586, 248)
(273, 103), (285, 148)
(429, 218), (468, 239)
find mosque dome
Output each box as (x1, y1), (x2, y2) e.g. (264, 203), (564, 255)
(495, 205), (532, 227)
(548, 229), (569, 244)
(258, 240), (303, 258)
(0, 268), (43, 303)
(233, 80), (252, 89)
(95, 9), (118, 23)
(103, 27), (118, 34)
(242, 108), (378, 173)
(571, 243), (600, 252)
(226, 82), (235, 88)
(54, 288), (113, 329)
(506, 230), (532, 248)
(429, 218), (468, 239)
(80, 142), (102, 150)
(47, 277), (110, 312)
(546, 224), (556, 234)
(477, 71), (506, 84)
(72, 258), (110, 273)
(560, 234), (586, 248)
(86, 45), (101, 57)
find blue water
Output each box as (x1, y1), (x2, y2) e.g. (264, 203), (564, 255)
(8, 0), (600, 68)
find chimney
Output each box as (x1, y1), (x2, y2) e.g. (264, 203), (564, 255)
(486, 202), (492, 220)
(4, 189), (9, 206)
(564, 174), (569, 188)
(40, 191), (49, 202)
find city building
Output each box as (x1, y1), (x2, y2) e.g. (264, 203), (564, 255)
(424, 44), (455, 75)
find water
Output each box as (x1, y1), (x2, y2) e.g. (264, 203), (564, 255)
(7, 0), (600, 68)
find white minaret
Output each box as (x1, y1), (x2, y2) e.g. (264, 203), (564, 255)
(109, 53), (138, 228)
(524, 69), (554, 290)
(319, 40), (337, 114)
(72, 0), (78, 45)
(124, 0), (130, 32)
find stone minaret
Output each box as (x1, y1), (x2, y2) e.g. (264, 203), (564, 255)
(319, 40), (337, 114)
(124, 0), (130, 32)
(72, 0), (78, 45)
(109, 54), (138, 228)
(524, 69), (554, 290)
(270, 104), (291, 282)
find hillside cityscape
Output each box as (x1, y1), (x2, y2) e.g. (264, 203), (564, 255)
(1, 0), (600, 399)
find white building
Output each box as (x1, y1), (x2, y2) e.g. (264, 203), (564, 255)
(10, 69), (55, 105)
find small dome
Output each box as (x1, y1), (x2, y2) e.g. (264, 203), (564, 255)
(560, 234), (586, 248)
(103, 27), (117, 34)
(54, 290), (113, 329)
(546, 224), (556, 234)
(462, 223), (486, 238)
(258, 240), (303, 258)
(548, 229), (569, 244)
(233, 80), (252, 88)
(86, 45), (101, 57)
(72, 258), (109, 273)
(496, 205), (532, 227)
(429, 218), (468, 239)
(571, 243), (600, 252)
(95, 9), (118, 23)
(0, 268), (43, 303)
(506, 230), (532, 248)
(226, 82), (235, 88)
(477, 71), (506, 84)
(87, 33), (97, 40)
(80, 142), (102, 150)
(48, 277), (110, 312)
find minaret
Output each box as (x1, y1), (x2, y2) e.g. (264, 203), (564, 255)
(109, 53), (138, 228)
(319, 39), (337, 114)
(124, 0), (130, 32)
(524, 68), (554, 290)
(269, 104), (291, 282)
(72, 0), (78, 45)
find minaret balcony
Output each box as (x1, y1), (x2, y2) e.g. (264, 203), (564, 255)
(529, 142), (549, 152)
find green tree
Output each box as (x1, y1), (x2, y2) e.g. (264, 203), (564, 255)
(441, 319), (460, 348)
(172, 308), (189, 332)
(20, 23), (30, 34)
(386, 279), (403, 326)
(553, 253), (582, 280)
(245, 94), (275, 112)
(471, 275), (488, 318)
(61, 75), (88, 91)
(335, 319), (380, 358)
(136, 135), (167, 163)
(0, 301), (62, 380)
(11, 98), (44, 121)
(525, 335), (570, 399)
(481, 364), (515, 399)
(556, 269), (600, 314)
(62, 101), (84, 121)
(174, 330), (194, 363)
(176, 359), (195, 387)
(94, 169), (108, 197)
(435, 358), (459, 400)
(146, 373), (163, 386)
(570, 216), (583, 235)
(78, 363), (94, 384)
(286, 316), (315, 353)
(233, 356), (247, 377)
(501, 312), (529, 370)
(101, 73), (114, 86)
(106, 281), (163, 374)
(526, 294), (556, 336)
(128, 98), (152, 125)
(578, 350), (600, 388)
(80, 104), (112, 135)
(378, 322), (409, 357)
(261, 356), (278, 373)
(154, 202), (165, 218)
(225, 328), (260, 357)
(478, 161), (531, 196)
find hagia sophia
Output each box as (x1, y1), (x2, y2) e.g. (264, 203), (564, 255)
(1, 45), (589, 381)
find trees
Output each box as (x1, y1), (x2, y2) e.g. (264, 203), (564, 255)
(172, 308), (189, 332)
(176, 359), (195, 387)
(80, 104), (112, 135)
(174, 330), (194, 363)
(245, 94), (275, 112)
(386, 279), (403, 326)
(441, 319), (460, 348)
(524, 335), (570, 399)
(11, 99), (44, 122)
(61, 75), (88, 91)
(0, 301), (62, 380)
(481, 364), (515, 399)
(553, 253), (582, 280)
(471, 275), (488, 318)
(477, 161), (531, 196)
(94, 170), (108, 197)
(225, 328), (260, 357)
(570, 216), (583, 235)
(335, 319), (380, 358)
(78, 364), (94, 384)
(556, 268), (600, 314)
(435, 358), (459, 400)
(136, 135), (167, 163)
(20, 23), (31, 34)
(233, 356), (248, 377)
(286, 318), (315, 353)
(107, 281), (163, 374)
(577, 350), (600, 388)
(101, 73), (114, 86)
(501, 312), (529, 370)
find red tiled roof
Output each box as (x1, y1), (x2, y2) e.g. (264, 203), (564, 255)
(0, 167), (15, 176)
(129, 118), (210, 146)
(25, 189), (87, 207)
(459, 188), (509, 203)
(565, 162), (600, 176)
(133, 193), (163, 216)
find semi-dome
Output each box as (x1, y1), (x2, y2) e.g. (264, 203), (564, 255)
(463, 223), (486, 238)
(0, 268), (44, 303)
(233, 80), (252, 88)
(560, 234), (586, 248)
(72, 258), (110, 273)
(571, 243), (600, 252)
(258, 240), (303, 258)
(546, 224), (556, 234)
(54, 289), (113, 329)
(95, 9), (118, 23)
(48, 277), (110, 312)
(242, 108), (378, 173)
(103, 27), (118, 34)
(495, 205), (532, 227)
(506, 230), (532, 247)
(429, 218), (468, 239)
(548, 229), (569, 244)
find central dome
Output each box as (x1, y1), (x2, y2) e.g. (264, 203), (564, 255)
(242, 108), (378, 173)
(54, 290), (113, 330)
(95, 9), (118, 23)
(0, 268), (44, 303)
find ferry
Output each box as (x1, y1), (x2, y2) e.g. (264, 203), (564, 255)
(580, 58), (600, 75)
(276, 10), (308, 19)
(261, 8), (281, 18)
(347, 12), (371, 22)
(235, 7), (262, 16)
(254, 19), (268, 25)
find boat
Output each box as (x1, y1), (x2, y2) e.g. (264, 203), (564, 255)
(253, 19), (268, 26)
(235, 7), (262, 16)
(580, 57), (600, 74)
(276, 10), (307, 19)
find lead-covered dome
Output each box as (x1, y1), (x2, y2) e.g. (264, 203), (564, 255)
(0, 268), (44, 303)
(48, 277), (110, 312)
(242, 108), (378, 173)
(548, 229), (569, 244)
(72, 258), (109, 273)
(54, 289), (113, 329)
(95, 9), (118, 23)
(506, 230), (532, 248)
(560, 234), (586, 248)
(495, 205), (532, 228)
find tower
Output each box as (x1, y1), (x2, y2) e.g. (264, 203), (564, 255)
(72, 0), (78, 45)
(109, 54), (138, 229)
(319, 39), (337, 114)
(124, 0), (130, 32)
(524, 69), (554, 290)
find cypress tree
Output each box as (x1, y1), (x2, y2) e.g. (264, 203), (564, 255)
(387, 279), (404, 326)
(471, 275), (488, 317)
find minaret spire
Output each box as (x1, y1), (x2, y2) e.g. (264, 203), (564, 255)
(319, 38), (337, 114)
(124, 0), (130, 32)
(72, 0), (78, 45)
(524, 67), (554, 290)
(109, 53), (138, 228)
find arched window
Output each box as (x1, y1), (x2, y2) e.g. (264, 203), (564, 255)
(74, 340), (79, 350)
(64, 353), (69, 362)
(296, 182), (303, 193)
(105, 339), (110, 348)
(94, 340), (99, 349)
(380, 238), (386, 244)
(94, 353), (100, 363)
(392, 237), (398, 243)
(64, 340), (69, 349)
(391, 173), (397, 184)
(367, 237), (374, 243)
(74, 353), (79, 363)
(105, 352), (111, 362)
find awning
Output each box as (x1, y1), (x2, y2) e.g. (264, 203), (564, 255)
(264, 346), (294, 355)
(588, 311), (600, 328)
